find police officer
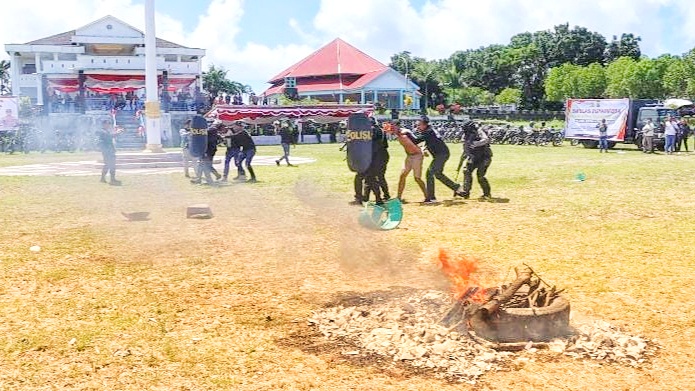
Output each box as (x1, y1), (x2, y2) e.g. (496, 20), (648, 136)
(461, 121), (492, 200)
(364, 117), (390, 203)
(220, 124), (241, 182)
(414, 115), (464, 203)
(275, 121), (296, 166)
(233, 122), (258, 183)
(206, 123), (223, 181)
(179, 119), (193, 178)
(97, 119), (121, 186)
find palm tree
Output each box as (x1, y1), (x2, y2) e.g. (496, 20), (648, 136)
(412, 61), (439, 109)
(202, 65), (229, 104)
(437, 62), (465, 103)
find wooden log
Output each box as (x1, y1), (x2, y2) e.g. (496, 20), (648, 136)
(477, 266), (533, 317)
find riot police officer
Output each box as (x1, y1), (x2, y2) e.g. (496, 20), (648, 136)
(97, 119), (121, 186)
(461, 121), (492, 200)
(414, 116), (464, 203)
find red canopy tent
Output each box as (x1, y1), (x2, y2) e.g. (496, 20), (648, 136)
(207, 104), (374, 125)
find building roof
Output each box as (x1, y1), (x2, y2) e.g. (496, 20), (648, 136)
(24, 15), (190, 49)
(264, 69), (393, 96)
(268, 38), (387, 83)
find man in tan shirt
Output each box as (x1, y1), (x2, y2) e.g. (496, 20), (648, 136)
(641, 119), (655, 153)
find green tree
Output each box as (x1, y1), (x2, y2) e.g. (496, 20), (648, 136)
(604, 33), (642, 63)
(605, 57), (670, 99)
(412, 61), (439, 110)
(202, 64), (246, 104)
(605, 57), (637, 98)
(577, 63), (607, 98)
(437, 62), (466, 103)
(495, 87), (522, 105)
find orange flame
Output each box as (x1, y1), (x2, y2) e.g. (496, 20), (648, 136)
(436, 248), (487, 303)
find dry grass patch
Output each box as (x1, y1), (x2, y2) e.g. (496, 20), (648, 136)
(0, 143), (694, 390)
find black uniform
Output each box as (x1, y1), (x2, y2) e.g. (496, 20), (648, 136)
(205, 127), (222, 180)
(414, 124), (460, 201)
(236, 130), (257, 182)
(97, 124), (119, 185)
(462, 124), (492, 198)
(364, 123), (390, 203)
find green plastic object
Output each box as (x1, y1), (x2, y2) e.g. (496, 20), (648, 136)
(358, 199), (403, 230)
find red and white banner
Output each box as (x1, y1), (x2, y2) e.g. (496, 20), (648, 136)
(208, 105), (374, 125)
(565, 99), (630, 141)
(47, 75), (196, 94)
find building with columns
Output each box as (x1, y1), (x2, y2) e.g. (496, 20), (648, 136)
(4, 15), (205, 112)
(263, 38), (420, 110)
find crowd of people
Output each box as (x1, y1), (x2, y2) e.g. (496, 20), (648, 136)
(350, 115), (493, 205)
(178, 114), (258, 186)
(640, 116), (692, 154)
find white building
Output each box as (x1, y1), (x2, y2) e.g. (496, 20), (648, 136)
(4, 15), (205, 111)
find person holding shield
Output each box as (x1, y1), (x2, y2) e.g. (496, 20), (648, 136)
(189, 111), (214, 185)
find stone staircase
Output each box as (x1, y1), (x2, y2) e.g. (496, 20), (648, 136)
(114, 109), (146, 150)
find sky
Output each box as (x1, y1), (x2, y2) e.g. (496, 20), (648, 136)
(1, 0), (694, 94)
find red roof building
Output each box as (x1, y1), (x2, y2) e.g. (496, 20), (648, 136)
(263, 38), (419, 110)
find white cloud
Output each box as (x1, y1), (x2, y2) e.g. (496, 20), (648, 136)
(2, 0), (692, 97)
(181, 0), (316, 93)
(311, 0), (691, 62)
(0, 1), (184, 47)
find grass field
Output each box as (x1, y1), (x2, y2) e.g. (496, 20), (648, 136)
(1, 142), (695, 390)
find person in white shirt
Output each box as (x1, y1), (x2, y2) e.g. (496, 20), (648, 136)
(664, 116), (678, 155)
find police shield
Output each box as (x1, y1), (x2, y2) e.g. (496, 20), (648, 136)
(189, 114), (208, 158)
(346, 113), (373, 174)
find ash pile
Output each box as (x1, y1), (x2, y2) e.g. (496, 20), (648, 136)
(307, 251), (657, 382)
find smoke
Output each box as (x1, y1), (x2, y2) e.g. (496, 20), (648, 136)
(292, 179), (446, 289)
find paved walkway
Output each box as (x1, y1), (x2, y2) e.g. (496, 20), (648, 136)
(0, 155), (316, 177)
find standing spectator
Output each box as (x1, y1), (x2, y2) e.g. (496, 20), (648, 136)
(664, 116), (678, 155)
(274, 121), (296, 166)
(96, 119), (121, 186)
(413, 116), (465, 203)
(642, 119), (655, 153)
(676, 119), (691, 152)
(597, 119), (608, 153)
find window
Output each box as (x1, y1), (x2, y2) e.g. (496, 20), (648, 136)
(284, 77), (296, 88)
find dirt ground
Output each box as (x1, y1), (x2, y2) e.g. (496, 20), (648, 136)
(1, 144), (695, 390)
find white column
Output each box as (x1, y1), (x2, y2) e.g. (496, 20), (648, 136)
(34, 53), (44, 105)
(144, 0), (163, 152)
(360, 90), (365, 104)
(36, 74), (44, 105)
(10, 54), (21, 96)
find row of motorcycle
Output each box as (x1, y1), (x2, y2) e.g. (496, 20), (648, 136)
(397, 120), (567, 146)
(0, 126), (98, 154)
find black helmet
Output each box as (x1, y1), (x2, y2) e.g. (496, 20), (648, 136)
(462, 120), (477, 132)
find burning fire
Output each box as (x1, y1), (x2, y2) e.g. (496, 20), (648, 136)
(436, 248), (487, 303)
